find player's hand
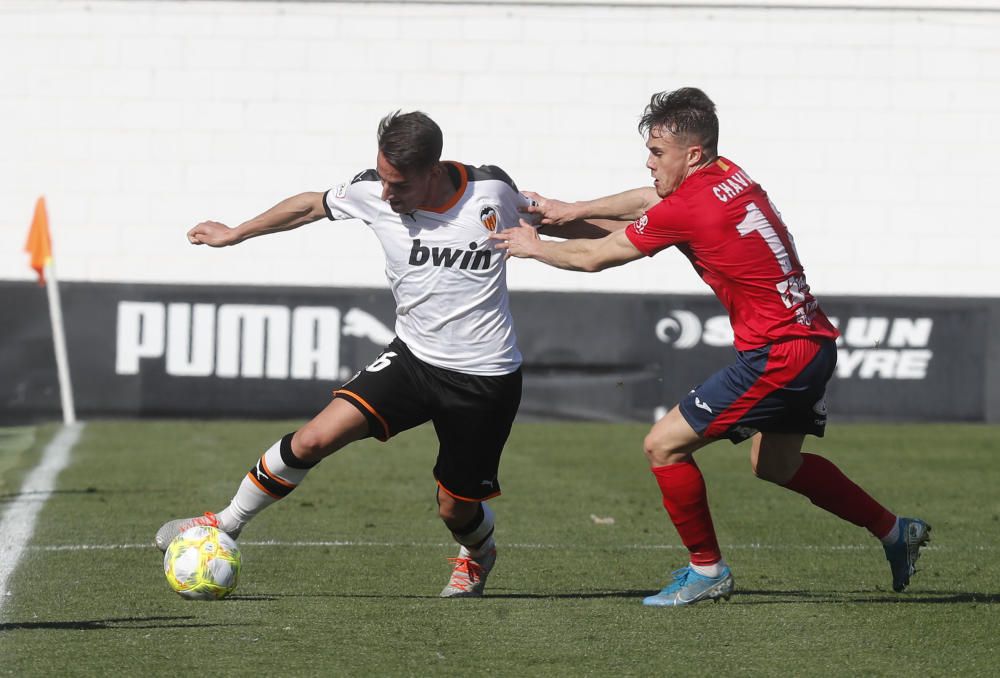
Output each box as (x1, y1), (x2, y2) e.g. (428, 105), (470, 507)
(187, 221), (238, 247)
(490, 218), (543, 260)
(519, 191), (578, 226)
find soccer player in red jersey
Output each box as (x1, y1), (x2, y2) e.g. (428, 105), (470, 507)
(493, 87), (931, 606)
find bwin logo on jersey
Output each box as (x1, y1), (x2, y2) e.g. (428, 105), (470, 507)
(408, 239), (492, 270)
(480, 205), (499, 232)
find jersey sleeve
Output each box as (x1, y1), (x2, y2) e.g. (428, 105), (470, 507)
(624, 197), (692, 257)
(475, 168), (530, 234)
(497, 189), (532, 233)
(323, 170), (382, 223)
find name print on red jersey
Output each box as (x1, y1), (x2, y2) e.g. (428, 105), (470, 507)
(711, 169), (754, 203)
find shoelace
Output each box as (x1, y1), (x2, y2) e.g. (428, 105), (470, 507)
(667, 567), (691, 590)
(182, 512), (219, 530)
(446, 557), (484, 590)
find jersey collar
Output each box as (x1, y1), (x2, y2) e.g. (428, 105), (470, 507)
(417, 161), (467, 214)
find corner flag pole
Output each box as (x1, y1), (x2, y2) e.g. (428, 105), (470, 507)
(26, 197), (77, 425)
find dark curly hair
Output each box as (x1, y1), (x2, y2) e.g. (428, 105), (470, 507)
(638, 87), (719, 158)
(377, 110), (443, 172)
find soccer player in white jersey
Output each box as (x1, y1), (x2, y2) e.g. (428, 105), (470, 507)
(156, 111), (546, 597)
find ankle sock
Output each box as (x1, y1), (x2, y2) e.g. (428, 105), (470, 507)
(217, 433), (315, 534)
(690, 560), (727, 578)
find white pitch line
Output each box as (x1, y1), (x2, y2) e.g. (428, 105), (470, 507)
(0, 423), (84, 619)
(29, 540), (952, 552)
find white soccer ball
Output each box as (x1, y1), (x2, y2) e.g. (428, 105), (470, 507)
(163, 525), (241, 600)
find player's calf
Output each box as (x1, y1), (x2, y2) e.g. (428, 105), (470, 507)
(154, 433), (315, 551)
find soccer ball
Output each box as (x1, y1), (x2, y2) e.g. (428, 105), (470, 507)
(163, 525), (241, 600)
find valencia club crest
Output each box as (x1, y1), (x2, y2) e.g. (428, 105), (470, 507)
(479, 205), (499, 232)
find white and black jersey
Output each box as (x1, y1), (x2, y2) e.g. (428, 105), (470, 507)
(323, 162), (529, 376)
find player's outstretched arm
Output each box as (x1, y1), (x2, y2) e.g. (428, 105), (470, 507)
(187, 192), (327, 247)
(538, 218), (630, 240)
(521, 187), (658, 225)
(492, 218), (645, 272)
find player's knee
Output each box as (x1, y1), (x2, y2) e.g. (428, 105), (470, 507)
(290, 427), (330, 462)
(436, 493), (475, 528)
(643, 435), (664, 464)
(751, 452), (801, 485)
(437, 496), (457, 523)
(643, 433), (685, 466)
(750, 456), (772, 481)
(750, 453), (781, 483)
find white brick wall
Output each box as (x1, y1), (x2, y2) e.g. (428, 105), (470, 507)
(1, 0), (998, 297)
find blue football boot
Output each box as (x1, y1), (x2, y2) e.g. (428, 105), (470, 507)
(643, 565), (734, 607)
(883, 517), (931, 592)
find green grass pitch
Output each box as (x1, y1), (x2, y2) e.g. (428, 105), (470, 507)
(1, 420), (998, 676)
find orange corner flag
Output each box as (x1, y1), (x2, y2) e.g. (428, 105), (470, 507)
(25, 196), (53, 285)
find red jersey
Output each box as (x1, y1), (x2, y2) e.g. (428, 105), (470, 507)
(625, 157), (839, 350)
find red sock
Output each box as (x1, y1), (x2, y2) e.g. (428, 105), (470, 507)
(651, 461), (722, 565)
(783, 453), (896, 538)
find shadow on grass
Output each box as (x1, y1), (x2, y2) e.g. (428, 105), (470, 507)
(0, 487), (173, 502)
(242, 589), (999, 604)
(0, 615), (251, 632)
(483, 590), (660, 600)
(225, 594), (281, 601)
(734, 589), (1000, 604)
(249, 589), (660, 600)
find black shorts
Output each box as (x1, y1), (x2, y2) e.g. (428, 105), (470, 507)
(334, 338), (522, 501)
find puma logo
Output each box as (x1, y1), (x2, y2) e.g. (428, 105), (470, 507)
(342, 308), (394, 346)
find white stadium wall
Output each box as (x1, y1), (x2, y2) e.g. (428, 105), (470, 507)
(1, 0), (999, 298)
